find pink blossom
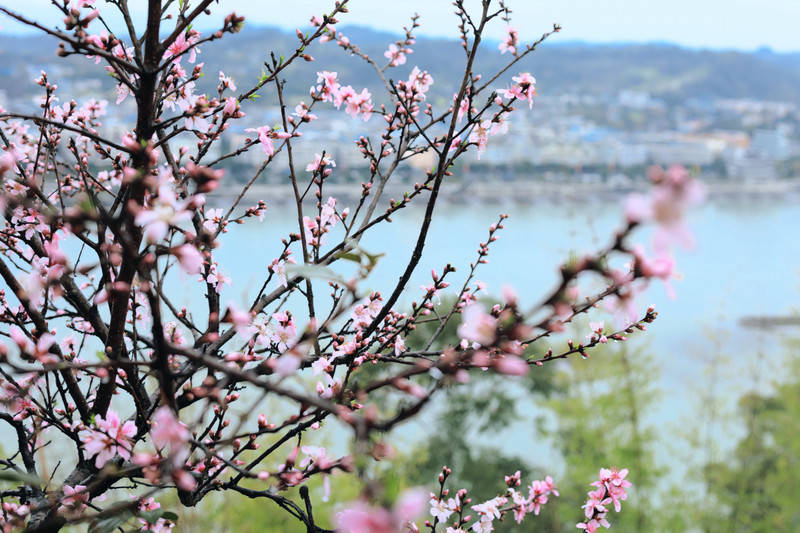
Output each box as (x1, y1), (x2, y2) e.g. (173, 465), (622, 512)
(384, 43), (407, 67)
(429, 497), (454, 522)
(334, 84), (356, 108)
(269, 311), (297, 352)
(306, 153), (335, 174)
(394, 335), (406, 356)
(320, 25), (337, 43)
(407, 67), (434, 95)
(299, 445), (334, 470)
(576, 467), (631, 531)
(335, 501), (393, 533)
(222, 97), (238, 118)
(588, 321), (607, 343)
(576, 519), (605, 532)
(173, 244), (204, 274)
(344, 88), (374, 121)
(270, 256), (295, 288)
(293, 101), (318, 122)
(311, 356), (332, 375)
(625, 165), (704, 252)
(632, 246), (674, 281)
(59, 485), (89, 516)
(9, 326), (31, 352)
(302, 197), (341, 246)
(499, 73), (537, 109)
(164, 31), (199, 64)
(272, 352), (302, 376)
(0, 151), (15, 177)
(458, 304), (497, 346)
(471, 495), (507, 530)
(498, 26), (519, 55)
(204, 263), (231, 293)
(150, 406), (190, 455)
(218, 70), (236, 92)
(394, 489), (427, 522)
(468, 118), (507, 158)
(134, 186), (193, 244)
(203, 207), (223, 233)
(335, 489), (425, 533)
(0, 374), (37, 420)
(315, 71), (340, 103)
(449, 90), (474, 124)
(83, 409), (136, 468)
(528, 475), (559, 515)
(321, 196), (342, 227)
(624, 193), (651, 223)
(495, 354), (528, 375)
(631, 245), (677, 298)
(351, 297), (381, 330)
(246, 126), (276, 157)
(222, 302), (253, 336)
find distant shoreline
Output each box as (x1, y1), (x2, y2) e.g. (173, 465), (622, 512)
(208, 178), (800, 206)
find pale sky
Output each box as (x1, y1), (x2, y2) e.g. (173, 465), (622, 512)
(1, 0), (799, 52)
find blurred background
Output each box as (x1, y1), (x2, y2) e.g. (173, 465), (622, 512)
(2, 0), (800, 531)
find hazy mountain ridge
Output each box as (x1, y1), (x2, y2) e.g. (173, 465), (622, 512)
(1, 24), (799, 105)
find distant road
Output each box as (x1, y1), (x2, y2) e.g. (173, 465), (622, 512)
(740, 315), (800, 329)
(209, 178), (800, 206)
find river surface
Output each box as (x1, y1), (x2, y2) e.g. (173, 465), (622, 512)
(181, 197), (800, 473)
(41, 195), (800, 490)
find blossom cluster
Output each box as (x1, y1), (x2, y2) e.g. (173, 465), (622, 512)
(334, 466), (563, 532)
(313, 71), (374, 121)
(0, 1), (670, 531)
(577, 468), (632, 532)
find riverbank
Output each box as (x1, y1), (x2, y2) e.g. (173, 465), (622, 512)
(208, 178), (800, 206)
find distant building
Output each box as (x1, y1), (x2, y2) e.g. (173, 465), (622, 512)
(617, 144), (648, 167)
(751, 129), (790, 160)
(725, 151), (777, 181)
(647, 141), (714, 166)
(679, 131), (750, 157)
(617, 90), (664, 111)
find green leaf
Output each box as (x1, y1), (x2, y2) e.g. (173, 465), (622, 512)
(137, 510), (164, 523)
(285, 264), (344, 283)
(90, 511), (133, 533)
(364, 251), (385, 266)
(0, 469), (44, 487)
(335, 251), (362, 263)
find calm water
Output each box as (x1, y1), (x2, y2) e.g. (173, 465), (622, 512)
(16, 195), (798, 491)
(202, 197), (800, 365)
(183, 197), (800, 478)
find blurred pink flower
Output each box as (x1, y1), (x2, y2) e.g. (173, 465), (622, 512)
(458, 304), (497, 346)
(83, 409), (136, 467)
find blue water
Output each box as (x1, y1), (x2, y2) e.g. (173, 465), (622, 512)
(185, 197), (800, 479)
(12, 194), (797, 493)
(203, 198), (800, 362)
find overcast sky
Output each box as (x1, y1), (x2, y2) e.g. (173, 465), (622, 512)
(1, 0), (798, 52)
